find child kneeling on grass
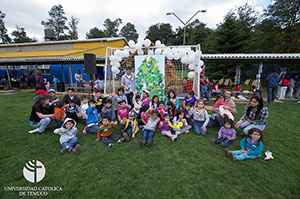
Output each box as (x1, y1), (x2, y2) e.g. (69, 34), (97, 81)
(121, 112), (139, 141)
(53, 118), (80, 154)
(139, 110), (160, 148)
(211, 118), (236, 147)
(225, 128), (263, 160)
(96, 116), (123, 147)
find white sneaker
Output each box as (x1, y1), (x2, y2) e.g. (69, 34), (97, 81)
(172, 135), (178, 142)
(28, 128), (39, 134)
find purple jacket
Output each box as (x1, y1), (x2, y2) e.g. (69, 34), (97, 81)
(159, 121), (171, 131)
(218, 126), (236, 140)
(35, 75), (44, 89)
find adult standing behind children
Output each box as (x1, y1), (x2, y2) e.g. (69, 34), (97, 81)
(35, 70), (46, 91)
(121, 67), (135, 108)
(75, 70), (84, 92)
(28, 94), (55, 134)
(61, 88), (81, 106)
(266, 69), (280, 104)
(235, 95), (268, 135)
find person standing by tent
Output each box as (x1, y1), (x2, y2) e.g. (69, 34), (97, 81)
(266, 69), (280, 104)
(75, 70), (84, 92)
(35, 70), (46, 91)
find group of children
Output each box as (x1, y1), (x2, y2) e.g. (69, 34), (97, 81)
(43, 87), (264, 161)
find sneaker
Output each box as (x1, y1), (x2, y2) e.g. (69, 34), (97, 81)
(230, 153), (237, 160)
(39, 131), (46, 135)
(60, 147), (68, 154)
(211, 139), (216, 145)
(224, 149), (230, 157)
(139, 140), (145, 148)
(117, 138), (125, 143)
(82, 127), (87, 134)
(73, 144), (80, 154)
(108, 143), (114, 148)
(28, 128), (39, 134)
(220, 142), (225, 148)
(123, 132), (129, 142)
(173, 135), (178, 142)
(146, 140), (152, 148)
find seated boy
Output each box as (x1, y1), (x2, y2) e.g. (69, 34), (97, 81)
(83, 100), (101, 134)
(101, 99), (115, 122)
(96, 116), (123, 147)
(54, 101), (65, 127)
(121, 111), (139, 141)
(139, 110), (160, 148)
(64, 100), (80, 121)
(80, 95), (89, 123)
(53, 118), (80, 154)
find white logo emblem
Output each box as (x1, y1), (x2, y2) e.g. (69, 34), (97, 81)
(23, 160), (46, 183)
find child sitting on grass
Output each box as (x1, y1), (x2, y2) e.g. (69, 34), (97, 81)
(83, 100), (100, 134)
(80, 95), (89, 123)
(157, 101), (167, 120)
(213, 94), (234, 121)
(150, 95), (159, 109)
(96, 116), (123, 147)
(132, 90), (142, 118)
(121, 112), (139, 141)
(189, 100), (210, 136)
(172, 111), (190, 137)
(138, 104), (150, 127)
(159, 114), (177, 142)
(225, 128), (263, 160)
(117, 100), (130, 128)
(101, 99), (115, 122)
(167, 101), (177, 121)
(139, 110), (160, 148)
(184, 103), (193, 126)
(64, 100), (80, 121)
(54, 118), (80, 154)
(141, 90), (151, 106)
(54, 101), (65, 127)
(211, 118), (236, 147)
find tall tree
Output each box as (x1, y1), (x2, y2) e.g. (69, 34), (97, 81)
(119, 22), (139, 42)
(103, 18), (122, 37)
(86, 27), (106, 39)
(265, 0), (300, 28)
(68, 16), (79, 40)
(11, 26), (37, 43)
(41, 4), (69, 40)
(0, 10), (11, 43)
(146, 23), (174, 45)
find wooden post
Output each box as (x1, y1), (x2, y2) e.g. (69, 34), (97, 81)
(61, 64), (66, 87)
(69, 63), (73, 88)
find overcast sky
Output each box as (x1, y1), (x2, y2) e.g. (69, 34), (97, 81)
(1, 0), (270, 42)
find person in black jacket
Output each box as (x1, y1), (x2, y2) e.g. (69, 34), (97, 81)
(61, 88), (81, 106)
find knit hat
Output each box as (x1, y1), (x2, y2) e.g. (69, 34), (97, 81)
(48, 89), (56, 93)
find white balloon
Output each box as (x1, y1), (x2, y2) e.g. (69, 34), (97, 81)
(135, 43), (142, 50)
(148, 50), (154, 55)
(188, 63), (195, 70)
(167, 52), (173, 59)
(187, 55), (195, 64)
(123, 50), (129, 57)
(174, 52), (181, 60)
(154, 49), (161, 55)
(128, 40), (135, 48)
(195, 66), (202, 73)
(179, 48), (186, 57)
(155, 40), (161, 47)
(115, 56), (122, 62)
(130, 49), (136, 53)
(199, 60), (204, 67)
(109, 55), (115, 62)
(162, 50), (169, 56)
(144, 39), (151, 47)
(124, 46), (130, 50)
(160, 44), (166, 48)
(181, 56), (189, 64)
(138, 38), (144, 45)
(187, 71), (195, 79)
(138, 49), (144, 55)
(115, 62), (120, 68)
(195, 50), (202, 58)
(112, 66), (118, 73)
(115, 68), (120, 74)
(114, 50), (121, 56)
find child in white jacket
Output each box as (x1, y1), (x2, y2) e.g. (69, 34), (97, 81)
(54, 118), (80, 154)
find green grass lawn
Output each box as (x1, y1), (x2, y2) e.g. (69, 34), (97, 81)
(0, 91), (299, 199)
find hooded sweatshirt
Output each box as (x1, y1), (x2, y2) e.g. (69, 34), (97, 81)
(267, 72), (280, 88)
(58, 118), (77, 144)
(101, 105), (116, 121)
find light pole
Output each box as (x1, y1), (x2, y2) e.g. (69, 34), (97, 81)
(166, 10), (206, 45)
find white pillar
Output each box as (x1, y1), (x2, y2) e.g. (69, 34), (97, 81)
(104, 47), (108, 94)
(69, 63), (74, 88)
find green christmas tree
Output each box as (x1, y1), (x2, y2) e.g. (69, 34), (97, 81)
(136, 56), (165, 99)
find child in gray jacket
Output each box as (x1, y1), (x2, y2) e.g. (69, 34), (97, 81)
(54, 118), (80, 154)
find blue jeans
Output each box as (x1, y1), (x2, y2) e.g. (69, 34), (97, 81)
(239, 121), (266, 135)
(215, 137), (232, 147)
(296, 88), (300, 99)
(193, 121), (207, 135)
(267, 87), (276, 104)
(123, 127), (132, 138)
(29, 117), (56, 133)
(230, 150), (257, 160)
(200, 87), (210, 102)
(61, 137), (78, 152)
(101, 133), (120, 145)
(142, 129), (154, 141)
(86, 124), (101, 134)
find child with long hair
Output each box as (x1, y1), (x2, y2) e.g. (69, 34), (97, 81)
(165, 90), (179, 110)
(183, 90), (197, 109)
(211, 118), (236, 147)
(213, 93), (234, 121)
(190, 100), (210, 135)
(166, 101), (177, 121)
(138, 104), (151, 127)
(132, 90), (142, 118)
(184, 103), (193, 126)
(159, 114), (177, 142)
(225, 128), (263, 160)
(172, 111), (190, 137)
(141, 90), (151, 106)
(150, 95), (159, 109)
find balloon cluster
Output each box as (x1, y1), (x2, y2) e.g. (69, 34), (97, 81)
(109, 37), (205, 77)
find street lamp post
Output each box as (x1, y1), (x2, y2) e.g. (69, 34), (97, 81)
(166, 10), (206, 45)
